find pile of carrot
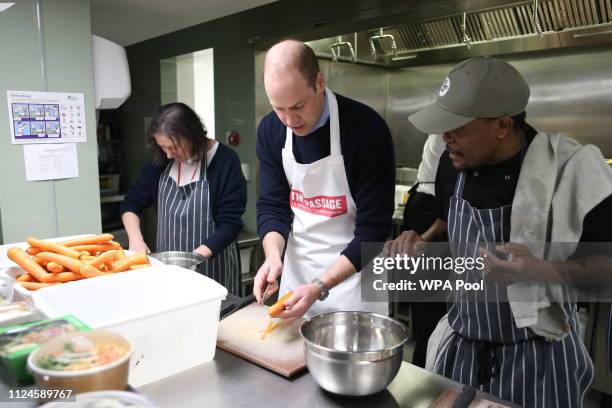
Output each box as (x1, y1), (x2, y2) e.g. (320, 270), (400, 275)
(7, 234), (151, 291)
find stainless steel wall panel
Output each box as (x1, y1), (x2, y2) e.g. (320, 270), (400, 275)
(326, 61), (388, 121)
(386, 64), (453, 167)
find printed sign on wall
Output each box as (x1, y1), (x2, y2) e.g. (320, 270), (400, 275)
(7, 90), (87, 144)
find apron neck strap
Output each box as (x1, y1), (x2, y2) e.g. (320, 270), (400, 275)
(284, 89), (341, 155)
(453, 171), (466, 197)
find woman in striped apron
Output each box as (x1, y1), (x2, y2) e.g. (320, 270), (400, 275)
(121, 102), (246, 296)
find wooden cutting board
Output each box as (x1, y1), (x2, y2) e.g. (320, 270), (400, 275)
(216, 302), (306, 377)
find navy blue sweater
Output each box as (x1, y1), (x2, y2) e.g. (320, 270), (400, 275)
(120, 143), (247, 255)
(256, 93), (395, 270)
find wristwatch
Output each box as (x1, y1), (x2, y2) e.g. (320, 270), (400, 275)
(311, 278), (329, 301)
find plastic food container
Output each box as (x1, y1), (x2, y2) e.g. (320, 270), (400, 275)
(28, 330), (132, 396)
(33, 265), (228, 387)
(0, 301), (43, 327)
(0, 315), (90, 381)
(0, 275), (15, 304)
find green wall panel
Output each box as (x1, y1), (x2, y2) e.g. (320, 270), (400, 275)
(0, 0), (101, 243)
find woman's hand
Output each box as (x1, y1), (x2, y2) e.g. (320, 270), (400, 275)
(129, 239), (151, 254)
(193, 245), (213, 258)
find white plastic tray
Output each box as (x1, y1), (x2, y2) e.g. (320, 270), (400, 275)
(33, 265), (228, 387)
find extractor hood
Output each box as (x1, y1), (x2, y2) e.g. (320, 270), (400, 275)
(307, 0), (612, 67)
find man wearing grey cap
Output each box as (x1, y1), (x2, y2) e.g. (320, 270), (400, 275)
(399, 57), (612, 407)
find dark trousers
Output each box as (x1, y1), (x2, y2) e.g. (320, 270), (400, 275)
(401, 189), (448, 368)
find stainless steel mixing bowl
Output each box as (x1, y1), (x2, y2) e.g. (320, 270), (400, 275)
(299, 311), (408, 396)
(149, 251), (206, 271)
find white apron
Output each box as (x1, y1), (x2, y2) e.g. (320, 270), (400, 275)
(280, 89), (388, 318)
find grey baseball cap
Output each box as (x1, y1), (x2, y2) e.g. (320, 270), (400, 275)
(409, 57), (530, 134)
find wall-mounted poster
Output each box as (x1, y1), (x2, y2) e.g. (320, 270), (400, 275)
(7, 90), (86, 144)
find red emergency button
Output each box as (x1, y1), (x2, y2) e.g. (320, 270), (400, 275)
(228, 131), (240, 146)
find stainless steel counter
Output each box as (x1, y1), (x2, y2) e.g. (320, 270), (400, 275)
(0, 348), (514, 407)
(136, 349), (511, 408)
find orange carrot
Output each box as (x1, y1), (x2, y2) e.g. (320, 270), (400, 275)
(7, 247), (54, 283)
(49, 272), (83, 283)
(80, 264), (106, 278)
(26, 246), (41, 256)
(268, 291), (295, 317)
(71, 244), (118, 253)
(46, 261), (65, 273)
(16, 274), (33, 282)
(36, 252), (84, 274)
(87, 249), (117, 268)
(18, 281), (58, 291)
(26, 237), (80, 259)
(115, 248), (126, 260)
(129, 264), (150, 270)
(60, 234), (114, 247)
(110, 253), (149, 272)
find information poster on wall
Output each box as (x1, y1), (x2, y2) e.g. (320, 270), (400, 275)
(7, 90), (87, 144)
(23, 143), (79, 181)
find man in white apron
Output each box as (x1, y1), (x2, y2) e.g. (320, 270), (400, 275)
(253, 40), (395, 318)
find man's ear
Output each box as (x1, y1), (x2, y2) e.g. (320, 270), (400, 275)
(316, 72), (325, 93)
(496, 116), (514, 139)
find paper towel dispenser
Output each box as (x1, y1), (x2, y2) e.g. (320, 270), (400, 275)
(92, 35), (131, 109)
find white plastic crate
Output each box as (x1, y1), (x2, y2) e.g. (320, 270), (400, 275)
(32, 265), (228, 387)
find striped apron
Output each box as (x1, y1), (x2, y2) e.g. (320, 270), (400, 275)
(156, 157), (241, 296)
(433, 171), (594, 408)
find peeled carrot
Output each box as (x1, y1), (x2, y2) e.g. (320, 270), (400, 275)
(87, 250), (117, 268)
(7, 247), (54, 283)
(46, 261), (65, 273)
(36, 252), (84, 274)
(268, 291), (295, 317)
(79, 251), (91, 257)
(80, 264), (106, 278)
(115, 248), (126, 260)
(32, 256), (46, 266)
(49, 272), (83, 283)
(16, 274), (33, 282)
(18, 281), (58, 291)
(26, 246), (41, 256)
(110, 253), (149, 272)
(71, 244), (119, 253)
(60, 234), (114, 247)
(26, 237), (80, 259)
(129, 264), (150, 270)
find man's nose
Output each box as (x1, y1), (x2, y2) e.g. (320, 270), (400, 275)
(285, 112), (300, 127)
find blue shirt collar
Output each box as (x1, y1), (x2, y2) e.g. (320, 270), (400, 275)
(308, 90), (329, 135)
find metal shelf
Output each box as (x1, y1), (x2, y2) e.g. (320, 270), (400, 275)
(100, 194), (124, 204)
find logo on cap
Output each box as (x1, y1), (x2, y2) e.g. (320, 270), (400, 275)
(439, 77), (451, 97)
